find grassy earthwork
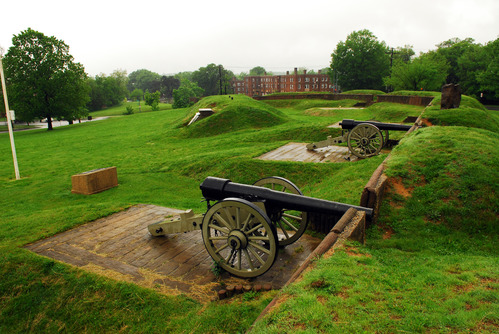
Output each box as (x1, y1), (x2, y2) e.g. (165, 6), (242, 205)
(0, 94), (497, 332)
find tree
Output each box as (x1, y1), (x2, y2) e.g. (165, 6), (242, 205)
(478, 38), (499, 99)
(3, 28), (89, 130)
(435, 38), (476, 84)
(192, 64), (234, 96)
(249, 66), (267, 76)
(455, 43), (490, 97)
(384, 54), (448, 91)
(144, 91), (160, 111)
(160, 76), (180, 99)
(330, 29), (390, 91)
(127, 69), (161, 93)
(172, 80), (204, 109)
(87, 70), (128, 111)
(389, 45), (415, 65)
(130, 88), (144, 101)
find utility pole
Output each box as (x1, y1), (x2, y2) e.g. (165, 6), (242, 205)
(219, 65), (223, 95)
(0, 47), (21, 180)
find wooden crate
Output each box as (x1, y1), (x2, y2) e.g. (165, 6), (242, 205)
(71, 167), (118, 195)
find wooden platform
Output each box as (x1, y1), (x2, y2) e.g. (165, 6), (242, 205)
(257, 142), (358, 163)
(25, 204), (321, 301)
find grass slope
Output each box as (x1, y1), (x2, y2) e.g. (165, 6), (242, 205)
(178, 95), (286, 137)
(1, 93), (497, 333)
(0, 96), (387, 332)
(251, 95), (499, 333)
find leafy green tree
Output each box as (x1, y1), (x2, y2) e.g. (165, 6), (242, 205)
(478, 38), (499, 99)
(87, 70), (128, 111)
(455, 44), (490, 97)
(160, 76), (180, 99)
(384, 54), (448, 91)
(249, 66), (267, 76)
(192, 64), (234, 96)
(3, 28), (89, 130)
(130, 88), (144, 101)
(128, 69), (161, 93)
(172, 80), (204, 109)
(392, 45), (415, 64)
(330, 29), (390, 91)
(435, 38), (476, 84)
(144, 91), (161, 111)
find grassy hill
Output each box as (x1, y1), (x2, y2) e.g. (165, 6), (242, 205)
(178, 95), (287, 137)
(250, 96), (499, 333)
(0, 93), (497, 333)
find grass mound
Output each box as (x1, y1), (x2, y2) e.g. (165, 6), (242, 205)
(366, 102), (425, 123)
(179, 95), (286, 137)
(264, 99), (359, 110)
(423, 95), (499, 133)
(386, 126), (499, 235)
(342, 89), (385, 95)
(389, 90), (441, 97)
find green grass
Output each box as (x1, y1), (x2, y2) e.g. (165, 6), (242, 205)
(424, 95), (499, 133)
(1, 93), (497, 333)
(250, 95), (499, 333)
(89, 101), (172, 117)
(0, 124), (39, 132)
(342, 89), (386, 95)
(0, 96), (386, 332)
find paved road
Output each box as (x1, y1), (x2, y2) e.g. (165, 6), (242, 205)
(0, 117), (109, 132)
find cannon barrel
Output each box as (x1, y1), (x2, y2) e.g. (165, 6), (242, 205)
(340, 119), (412, 132)
(200, 177), (373, 219)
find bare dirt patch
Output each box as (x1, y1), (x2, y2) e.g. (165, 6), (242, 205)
(421, 118), (433, 127)
(389, 177), (412, 198)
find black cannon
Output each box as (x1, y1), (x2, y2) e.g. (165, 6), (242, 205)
(149, 176), (372, 277)
(307, 119), (413, 158)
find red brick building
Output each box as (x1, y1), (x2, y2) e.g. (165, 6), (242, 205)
(231, 68), (336, 97)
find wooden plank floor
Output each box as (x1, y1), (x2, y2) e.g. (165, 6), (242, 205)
(257, 142), (359, 163)
(25, 204), (321, 301)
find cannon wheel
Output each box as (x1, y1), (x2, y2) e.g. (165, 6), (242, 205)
(201, 198), (278, 278)
(347, 123), (384, 158)
(253, 177), (309, 247)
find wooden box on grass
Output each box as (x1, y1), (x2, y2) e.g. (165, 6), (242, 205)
(71, 167), (118, 195)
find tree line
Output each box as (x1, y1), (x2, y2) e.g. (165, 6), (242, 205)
(1, 28), (498, 130)
(331, 29), (499, 103)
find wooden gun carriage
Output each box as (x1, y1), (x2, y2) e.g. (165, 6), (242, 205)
(307, 119), (413, 158)
(149, 176), (372, 278)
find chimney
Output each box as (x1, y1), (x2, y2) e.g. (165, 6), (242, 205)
(318, 69), (322, 74)
(303, 69), (307, 75)
(286, 71), (289, 75)
(294, 67), (298, 75)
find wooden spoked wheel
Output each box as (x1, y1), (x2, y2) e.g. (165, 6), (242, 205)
(347, 123), (384, 158)
(201, 198), (278, 278)
(253, 177), (309, 246)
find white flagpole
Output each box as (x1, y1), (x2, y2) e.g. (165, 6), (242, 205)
(0, 48), (21, 180)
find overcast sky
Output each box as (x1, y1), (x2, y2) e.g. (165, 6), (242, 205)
(1, 0), (498, 77)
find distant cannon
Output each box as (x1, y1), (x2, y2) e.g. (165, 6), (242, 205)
(307, 119), (413, 158)
(149, 176), (372, 278)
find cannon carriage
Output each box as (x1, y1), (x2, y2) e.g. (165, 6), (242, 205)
(307, 119), (413, 158)
(149, 176), (372, 278)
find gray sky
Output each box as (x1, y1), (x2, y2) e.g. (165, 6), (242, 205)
(1, 0), (498, 77)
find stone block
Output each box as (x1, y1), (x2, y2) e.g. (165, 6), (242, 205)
(71, 167), (118, 195)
